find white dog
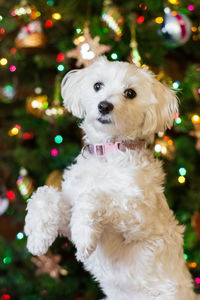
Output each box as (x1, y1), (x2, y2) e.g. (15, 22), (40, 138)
(25, 57), (199, 300)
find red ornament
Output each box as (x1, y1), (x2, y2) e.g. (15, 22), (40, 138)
(56, 53), (65, 62)
(45, 20), (53, 28)
(137, 16), (144, 24)
(2, 295), (11, 300)
(6, 190), (15, 202)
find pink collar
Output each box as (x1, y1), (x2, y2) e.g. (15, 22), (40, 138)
(83, 141), (146, 157)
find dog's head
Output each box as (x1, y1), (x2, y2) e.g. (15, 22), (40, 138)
(61, 56), (178, 142)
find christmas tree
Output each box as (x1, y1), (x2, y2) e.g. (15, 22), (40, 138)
(0, 0), (200, 299)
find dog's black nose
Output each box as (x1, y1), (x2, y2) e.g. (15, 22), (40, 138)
(98, 101), (114, 115)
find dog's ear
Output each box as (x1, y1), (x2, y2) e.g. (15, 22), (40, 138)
(153, 79), (179, 132)
(61, 69), (85, 118)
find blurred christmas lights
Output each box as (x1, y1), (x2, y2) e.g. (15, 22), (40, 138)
(16, 232), (24, 240)
(187, 5), (194, 11)
(168, 0), (179, 4)
(47, 0), (55, 5)
(54, 135), (63, 144)
(45, 20), (53, 28)
(111, 53), (118, 60)
(10, 65), (16, 72)
(56, 53), (65, 62)
(1, 295), (11, 300)
(137, 16), (144, 24)
(52, 13), (62, 20)
(172, 81), (180, 89)
(178, 176), (185, 184)
(0, 15), (3, 21)
(57, 64), (65, 71)
(0, 58), (8, 65)
(7, 190), (15, 201)
(155, 17), (163, 24)
(51, 148), (58, 156)
(192, 114), (200, 124)
(179, 167), (187, 176)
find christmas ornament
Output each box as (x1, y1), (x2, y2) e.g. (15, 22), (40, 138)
(43, 76), (65, 122)
(66, 27), (111, 67)
(31, 252), (68, 279)
(0, 198), (9, 215)
(154, 134), (176, 160)
(11, 0), (40, 22)
(15, 20), (47, 50)
(46, 170), (63, 191)
(159, 9), (191, 47)
(16, 168), (34, 200)
(190, 115), (200, 150)
(129, 15), (142, 67)
(26, 94), (48, 118)
(102, 0), (123, 40)
(192, 211), (200, 240)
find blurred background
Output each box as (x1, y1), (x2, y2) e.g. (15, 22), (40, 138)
(0, 0), (200, 299)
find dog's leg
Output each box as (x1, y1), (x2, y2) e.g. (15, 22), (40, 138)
(70, 195), (103, 261)
(24, 186), (62, 256)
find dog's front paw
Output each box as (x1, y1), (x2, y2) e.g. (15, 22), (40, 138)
(27, 234), (52, 256)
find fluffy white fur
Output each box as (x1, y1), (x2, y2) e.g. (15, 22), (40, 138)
(25, 57), (199, 300)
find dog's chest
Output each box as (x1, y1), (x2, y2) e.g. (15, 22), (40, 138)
(63, 150), (164, 205)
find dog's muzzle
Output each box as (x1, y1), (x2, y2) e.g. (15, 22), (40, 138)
(98, 101), (114, 115)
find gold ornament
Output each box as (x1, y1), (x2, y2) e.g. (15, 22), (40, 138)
(15, 20), (47, 50)
(46, 170), (63, 191)
(31, 252), (68, 279)
(16, 168), (34, 200)
(26, 94), (48, 118)
(43, 76), (65, 122)
(66, 27), (111, 67)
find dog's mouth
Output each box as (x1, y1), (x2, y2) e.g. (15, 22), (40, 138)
(97, 116), (112, 124)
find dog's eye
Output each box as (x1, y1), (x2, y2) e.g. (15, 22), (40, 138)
(94, 82), (104, 92)
(124, 88), (137, 99)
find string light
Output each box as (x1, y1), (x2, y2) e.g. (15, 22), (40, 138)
(56, 53), (65, 62)
(172, 81), (180, 89)
(102, 12), (123, 37)
(51, 148), (58, 156)
(155, 17), (163, 24)
(16, 232), (24, 240)
(45, 20), (53, 28)
(57, 64), (65, 71)
(7, 190), (15, 201)
(198, 88), (200, 94)
(52, 13), (62, 20)
(0, 28), (5, 34)
(3, 256), (12, 264)
(0, 58), (8, 65)
(175, 117), (182, 124)
(76, 28), (82, 34)
(191, 114), (200, 124)
(34, 87), (42, 94)
(184, 253), (188, 260)
(54, 135), (63, 144)
(178, 176), (185, 184)
(188, 262), (197, 268)
(187, 5), (194, 11)
(179, 167), (187, 176)
(9, 125), (21, 136)
(111, 53), (118, 60)
(155, 144), (162, 152)
(10, 65), (16, 72)
(195, 277), (200, 284)
(0, 15), (3, 21)
(137, 16), (144, 24)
